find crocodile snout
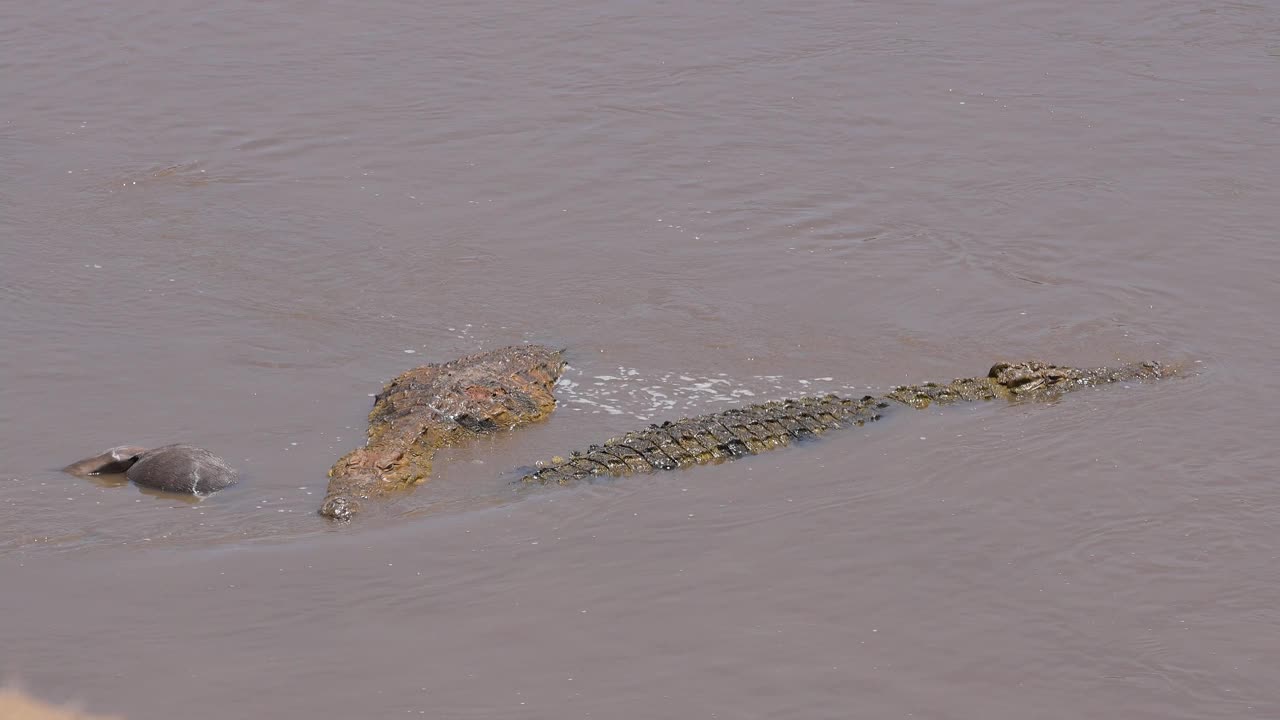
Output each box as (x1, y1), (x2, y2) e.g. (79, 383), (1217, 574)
(319, 494), (357, 520)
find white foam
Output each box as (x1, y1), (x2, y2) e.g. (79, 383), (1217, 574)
(552, 365), (870, 421)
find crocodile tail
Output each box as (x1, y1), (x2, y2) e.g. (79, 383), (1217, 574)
(521, 394), (887, 486)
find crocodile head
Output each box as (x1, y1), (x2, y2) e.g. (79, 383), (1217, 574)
(988, 359), (1167, 398)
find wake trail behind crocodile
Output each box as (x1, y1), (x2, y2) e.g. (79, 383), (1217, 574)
(552, 363), (877, 421)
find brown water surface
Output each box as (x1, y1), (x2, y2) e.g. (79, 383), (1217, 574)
(2, 1), (1278, 717)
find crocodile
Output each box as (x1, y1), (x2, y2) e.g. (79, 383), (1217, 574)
(520, 359), (1168, 486)
(60, 353), (1168, 518)
(319, 344), (566, 519)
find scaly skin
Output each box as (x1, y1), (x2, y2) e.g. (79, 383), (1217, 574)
(321, 344), (566, 519)
(521, 360), (1168, 485)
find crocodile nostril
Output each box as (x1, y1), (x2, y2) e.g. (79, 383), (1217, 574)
(320, 495), (356, 520)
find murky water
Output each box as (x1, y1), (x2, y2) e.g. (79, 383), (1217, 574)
(3, 0), (1278, 717)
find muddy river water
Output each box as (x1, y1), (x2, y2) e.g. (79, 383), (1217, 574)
(2, 1), (1278, 717)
